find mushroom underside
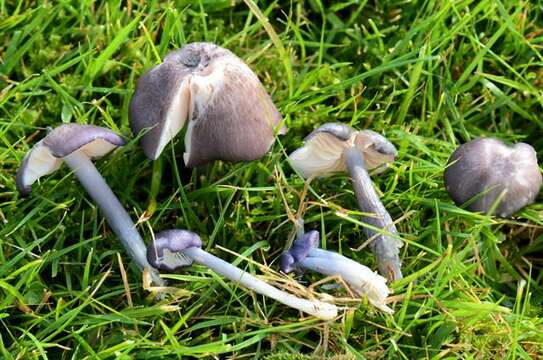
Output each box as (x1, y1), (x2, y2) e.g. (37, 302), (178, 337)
(17, 137), (120, 195)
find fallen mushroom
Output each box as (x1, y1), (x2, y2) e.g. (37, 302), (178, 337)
(16, 124), (166, 286)
(289, 123), (403, 282)
(444, 137), (542, 217)
(147, 229), (338, 320)
(129, 42), (284, 164)
(280, 224), (392, 314)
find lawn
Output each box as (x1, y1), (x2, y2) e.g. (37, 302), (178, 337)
(1, 0), (543, 358)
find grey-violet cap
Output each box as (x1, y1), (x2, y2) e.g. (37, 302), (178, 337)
(16, 124), (125, 196)
(147, 230), (201, 271)
(280, 230), (319, 273)
(444, 137), (542, 217)
(289, 122), (397, 178)
(129, 42), (285, 165)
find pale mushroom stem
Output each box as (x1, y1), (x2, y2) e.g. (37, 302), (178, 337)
(343, 147), (403, 282)
(299, 250), (373, 290)
(283, 223), (392, 313)
(297, 253), (393, 314)
(181, 247), (337, 320)
(64, 151), (165, 286)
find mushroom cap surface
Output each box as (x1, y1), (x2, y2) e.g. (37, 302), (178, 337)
(129, 42), (284, 165)
(444, 137), (542, 217)
(147, 229), (202, 271)
(16, 124), (125, 196)
(289, 122), (397, 178)
(280, 230), (319, 273)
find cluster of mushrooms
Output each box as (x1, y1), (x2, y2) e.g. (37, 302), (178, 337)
(16, 42), (542, 320)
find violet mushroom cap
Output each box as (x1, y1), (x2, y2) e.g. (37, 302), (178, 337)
(16, 124), (165, 286)
(129, 42), (285, 165)
(16, 124), (125, 195)
(147, 230), (199, 271)
(146, 229), (338, 320)
(280, 229), (393, 314)
(444, 137), (542, 217)
(280, 230), (320, 273)
(289, 122), (397, 179)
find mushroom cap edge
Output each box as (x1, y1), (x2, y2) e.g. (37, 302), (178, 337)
(16, 124), (125, 196)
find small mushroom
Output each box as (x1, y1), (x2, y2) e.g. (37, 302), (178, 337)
(147, 229), (338, 320)
(129, 42), (285, 164)
(16, 124), (167, 286)
(444, 137), (542, 217)
(289, 123), (403, 282)
(280, 224), (392, 314)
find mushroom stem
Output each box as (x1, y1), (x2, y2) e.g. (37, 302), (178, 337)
(305, 249), (382, 287)
(64, 151), (165, 286)
(298, 250), (393, 314)
(181, 247), (337, 320)
(281, 227), (392, 313)
(343, 146), (403, 282)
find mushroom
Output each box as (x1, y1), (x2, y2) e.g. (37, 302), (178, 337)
(16, 124), (167, 286)
(147, 229), (338, 320)
(129, 42), (284, 164)
(280, 223), (392, 314)
(289, 123), (403, 282)
(444, 137), (542, 217)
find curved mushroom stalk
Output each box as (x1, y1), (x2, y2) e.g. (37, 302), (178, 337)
(16, 124), (165, 286)
(343, 146), (403, 281)
(444, 138), (542, 217)
(130, 42), (285, 165)
(281, 230), (393, 314)
(289, 123), (403, 282)
(147, 230), (338, 320)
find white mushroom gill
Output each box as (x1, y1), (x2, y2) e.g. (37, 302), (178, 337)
(20, 143), (62, 189)
(19, 138), (117, 190)
(289, 132), (348, 178)
(79, 138), (118, 158)
(182, 120), (195, 165)
(154, 79), (192, 160)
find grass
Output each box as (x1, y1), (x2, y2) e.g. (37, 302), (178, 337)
(1, 0), (543, 358)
